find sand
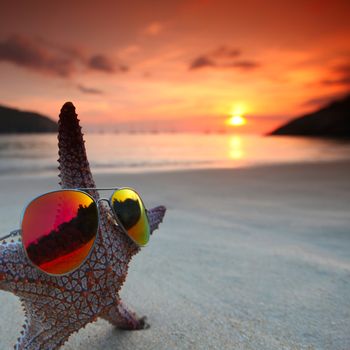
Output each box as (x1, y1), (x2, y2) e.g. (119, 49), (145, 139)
(0, 161), (350, 349)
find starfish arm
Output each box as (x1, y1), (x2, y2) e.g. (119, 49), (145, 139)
(58, 102), (98, 198)
(16, 317), (78, 350)
(0, 241), (37, 293)
(147, 205), (166, 235)
(16, 298), (97, 350)
(101, 301), (149, 330)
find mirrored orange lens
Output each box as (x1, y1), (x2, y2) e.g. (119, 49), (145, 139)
(21, 190), (98, 275)
(111, 188), (150, 246)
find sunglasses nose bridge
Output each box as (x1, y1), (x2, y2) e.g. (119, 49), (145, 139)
(97, 198), (120, 227)
(97, 198), (110, 205)
(97, 197), (114, 214)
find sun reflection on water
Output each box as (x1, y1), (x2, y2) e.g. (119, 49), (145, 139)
(229, 135), (244, 160)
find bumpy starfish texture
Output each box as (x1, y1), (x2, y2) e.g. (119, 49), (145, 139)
(0, 102), (166, 350)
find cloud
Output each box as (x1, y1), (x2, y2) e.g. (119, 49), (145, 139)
(144, 22), (163, 36)
(86, 54), (128, 73)
(189, 56), (215, 69)
(227, 60), (260, 70)
(212, 46), (240, 58)
(302, 92), (348, 107)
(0, 34), (76, 77)
(0, 34), (128, 77)
(77, 84), (104, 95)
(189, 45), (259, 71)
(321, 63), (350, 86)
(88, 55), (115, 73)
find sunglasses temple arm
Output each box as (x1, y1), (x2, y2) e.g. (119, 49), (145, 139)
(0, 229), (21, 241)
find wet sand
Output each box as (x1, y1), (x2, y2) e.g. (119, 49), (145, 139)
(1, 161), (350, 349)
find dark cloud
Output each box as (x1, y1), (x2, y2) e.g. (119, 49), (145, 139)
(321, 63), (350, 86)
(0, 34), (127, 77)
(189, 56), (215, 70)
(77, 84), (104, 94)
(227, 60), (260, 70)
(189, 45), (259, 71)
(0, 35), (75, 77)
(302, 92), (348, 107)
(37, 37), (85, 62)
(87, 54), (128, 73)
(322, 77), (350, 86)
(88, 55), (115, 73)
(212, 46), (240, 58)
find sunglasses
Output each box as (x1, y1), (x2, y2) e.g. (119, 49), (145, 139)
(0, 187), (150, 276)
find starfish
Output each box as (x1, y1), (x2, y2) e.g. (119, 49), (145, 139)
(0, 102), (166, 350)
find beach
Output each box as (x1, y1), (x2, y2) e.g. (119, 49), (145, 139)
(0, 161), (349, 349)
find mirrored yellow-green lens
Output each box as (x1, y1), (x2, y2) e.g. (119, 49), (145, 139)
(111, 188), (150, 246)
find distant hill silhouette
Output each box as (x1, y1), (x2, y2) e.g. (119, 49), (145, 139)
(270, 95), (350, 138)
(0, 105), (57, 133)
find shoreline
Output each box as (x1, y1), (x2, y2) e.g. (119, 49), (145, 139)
(1, 158), (350, 182)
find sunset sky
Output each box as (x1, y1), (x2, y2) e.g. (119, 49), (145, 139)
(0, 0), (349, 133)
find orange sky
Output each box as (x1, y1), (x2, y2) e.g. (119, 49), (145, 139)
(0, 0), (349, 133)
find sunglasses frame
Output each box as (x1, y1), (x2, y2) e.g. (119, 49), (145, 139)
(0, 187), (150, 276)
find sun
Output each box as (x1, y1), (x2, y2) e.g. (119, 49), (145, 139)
(226, 115), (247, 127)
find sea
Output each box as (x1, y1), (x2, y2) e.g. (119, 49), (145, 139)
(0, 133), (349, 178)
